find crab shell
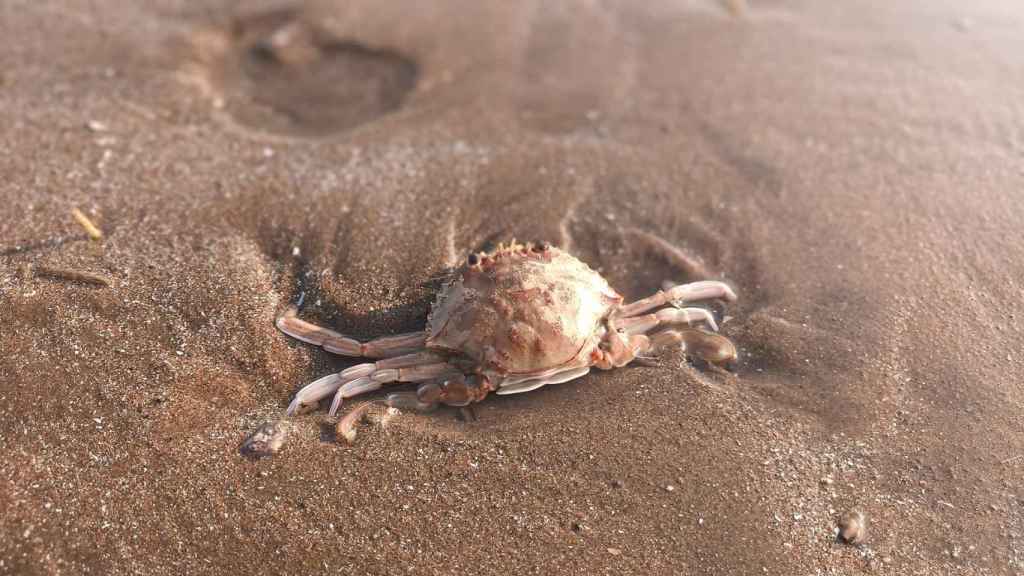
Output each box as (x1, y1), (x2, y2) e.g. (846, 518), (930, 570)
(425, 243), (621, 382)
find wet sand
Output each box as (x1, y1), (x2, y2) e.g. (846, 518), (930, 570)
(2, 0), (1023, 574)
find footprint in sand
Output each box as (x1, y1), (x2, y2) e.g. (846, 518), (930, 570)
(179, 7), (418, 138)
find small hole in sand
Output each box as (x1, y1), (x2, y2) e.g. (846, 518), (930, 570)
(224, 11), (418, 137)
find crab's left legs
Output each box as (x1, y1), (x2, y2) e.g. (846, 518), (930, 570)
(276, 306), (426, 359)
(326, 362), (456, 416)
(286, 351), (458, 415)
(617, 281), (736, 319)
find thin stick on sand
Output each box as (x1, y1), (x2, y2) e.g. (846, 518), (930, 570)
(34, 265), (114, 287)
(71, 207), (103, 240)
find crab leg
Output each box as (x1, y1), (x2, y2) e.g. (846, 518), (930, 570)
(285, 351), (456, 415)
(384, 391), (439, 412)
(617, 281), (736, 318)
(329, 362), (458, 416)
(276, 306), (427, 358)
(617, 307), (719, 334)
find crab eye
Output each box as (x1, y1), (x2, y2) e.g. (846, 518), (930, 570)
(467, 253), (479, 266)
(532, 242), (550, 253)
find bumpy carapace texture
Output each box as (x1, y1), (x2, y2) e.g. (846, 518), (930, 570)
(426, 242), (621, 377)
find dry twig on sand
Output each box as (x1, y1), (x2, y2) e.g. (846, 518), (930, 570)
(71, 207), (103, 240)
(34, 265), (114, 287)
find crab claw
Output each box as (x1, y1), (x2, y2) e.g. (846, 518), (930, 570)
(386, 392), (437, 412)
(651, 328), (738, 369)
(437, 374), (473, 406)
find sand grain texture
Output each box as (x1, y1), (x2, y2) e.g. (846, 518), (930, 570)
(2, 0), (1023, 574)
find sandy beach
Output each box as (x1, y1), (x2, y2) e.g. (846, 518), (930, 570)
(2, 0), (1023, 574)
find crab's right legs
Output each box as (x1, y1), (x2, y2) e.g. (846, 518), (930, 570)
(617, 281), (736, 318)
(648, 328), (737, 368)
(617, 307), (720, 334)
(276, 306), (426, 358)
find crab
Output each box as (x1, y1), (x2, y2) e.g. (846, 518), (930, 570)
(277, 241), (738, 417)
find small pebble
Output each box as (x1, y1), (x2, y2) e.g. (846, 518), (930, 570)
(607, 548), (622, 556)
(71, 207), (104, 240)
(240, 419), (293, 457)
(86, 120), (108, 132)
(838, 510), (867, 545)
(665, 485), (676, 492)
